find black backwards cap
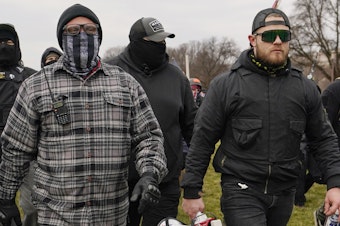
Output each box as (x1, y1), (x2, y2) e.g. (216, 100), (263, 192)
(252, 8), (290, 34)
(129, 17), (175, 42)
(56, 4), (102, 49)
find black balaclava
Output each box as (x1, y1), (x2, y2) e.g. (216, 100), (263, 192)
(0, 24), (21, 67)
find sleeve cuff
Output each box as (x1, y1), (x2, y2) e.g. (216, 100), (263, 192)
(141, 172), (157, 180)
(183, 187), (202, 199)
(327, 175), (340, 190)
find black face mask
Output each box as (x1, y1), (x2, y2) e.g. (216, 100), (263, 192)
(0, 43), (17, 66)
(129, 39), (167, 70)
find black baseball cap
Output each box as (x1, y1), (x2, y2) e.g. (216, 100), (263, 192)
(129, 17), (175, 42)
(252, 8), (290, 34)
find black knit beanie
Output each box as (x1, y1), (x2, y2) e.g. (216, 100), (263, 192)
(56, 4), (102, 49)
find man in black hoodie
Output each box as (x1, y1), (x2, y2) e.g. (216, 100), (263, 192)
(0, 23), (36, 226)
(40, 47), (62, 68)
(108, 17), (197, 226)
(312, 78), (340, 225)
(181, 8), (340, 226)
(0, 24), (36, 152)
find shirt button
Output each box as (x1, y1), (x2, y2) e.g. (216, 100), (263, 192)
(85, 104), (90, 109)
(86, 127), (91, 132)
(86, 201), (91, 206)
(88, 176), (92, 182)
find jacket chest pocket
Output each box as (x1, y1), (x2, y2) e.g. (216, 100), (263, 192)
(103, 92), (133, 132)
(231, 118), (262, 149)
(288, 120), (305, 152)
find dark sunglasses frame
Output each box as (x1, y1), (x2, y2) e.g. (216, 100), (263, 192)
(63, 23), (99, 36)
(254, 30), (291, 43)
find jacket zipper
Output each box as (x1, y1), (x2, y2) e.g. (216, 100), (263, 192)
(265, 76), (272, 194)
(264, 164), (272, 194)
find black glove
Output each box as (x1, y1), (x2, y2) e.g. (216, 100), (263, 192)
(0, 199), (22, 226)
(130, 174), (161, 214)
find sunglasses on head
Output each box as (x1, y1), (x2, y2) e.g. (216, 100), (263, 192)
(254, 30), (291, 43)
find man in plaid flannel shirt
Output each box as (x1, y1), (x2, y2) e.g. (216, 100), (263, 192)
(0, 4), (167, 226)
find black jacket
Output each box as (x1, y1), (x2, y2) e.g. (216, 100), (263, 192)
(322, 78), (340, 143)
(0, 65), (36, 156)
(181, 49), (340, 196)
(109, 46), (197, 182)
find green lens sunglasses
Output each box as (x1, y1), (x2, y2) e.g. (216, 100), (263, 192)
(254, 30), (291, 43)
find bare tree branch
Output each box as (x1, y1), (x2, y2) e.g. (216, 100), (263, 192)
(289, 0), (340, 81)
(168, 36), (240, 89)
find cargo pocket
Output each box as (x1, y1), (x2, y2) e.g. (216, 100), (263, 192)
(289, 120), (305, 151)
(231, 118), (262, 149)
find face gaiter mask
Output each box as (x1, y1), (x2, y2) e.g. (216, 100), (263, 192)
(62, 32), (99, 76)
(129, 39), (167, 71)
(0, 42), (17, 67)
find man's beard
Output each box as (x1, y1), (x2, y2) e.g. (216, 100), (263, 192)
(256, 48), (288, 68)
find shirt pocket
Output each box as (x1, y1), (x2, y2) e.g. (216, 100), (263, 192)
(102, 91), (133, 133)
(231, 118), (262, 149)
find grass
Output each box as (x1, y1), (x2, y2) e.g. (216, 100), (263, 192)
(177, 147), (326, 226)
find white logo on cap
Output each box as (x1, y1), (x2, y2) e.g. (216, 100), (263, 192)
(149, 20), (164, 32)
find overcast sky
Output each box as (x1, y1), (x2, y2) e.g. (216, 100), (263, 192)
(3, 0), (296, 70)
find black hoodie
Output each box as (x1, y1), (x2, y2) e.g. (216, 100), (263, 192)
(40, 47), (62, 68)
(109, 46), (197, 183)
(0, 24), (36, 156)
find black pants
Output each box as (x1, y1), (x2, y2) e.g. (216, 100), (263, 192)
(127, 178), (180, 226)
(220, 177), (295, 226)
(295, 149), (325, 206)
(294, 156), (307, 206)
